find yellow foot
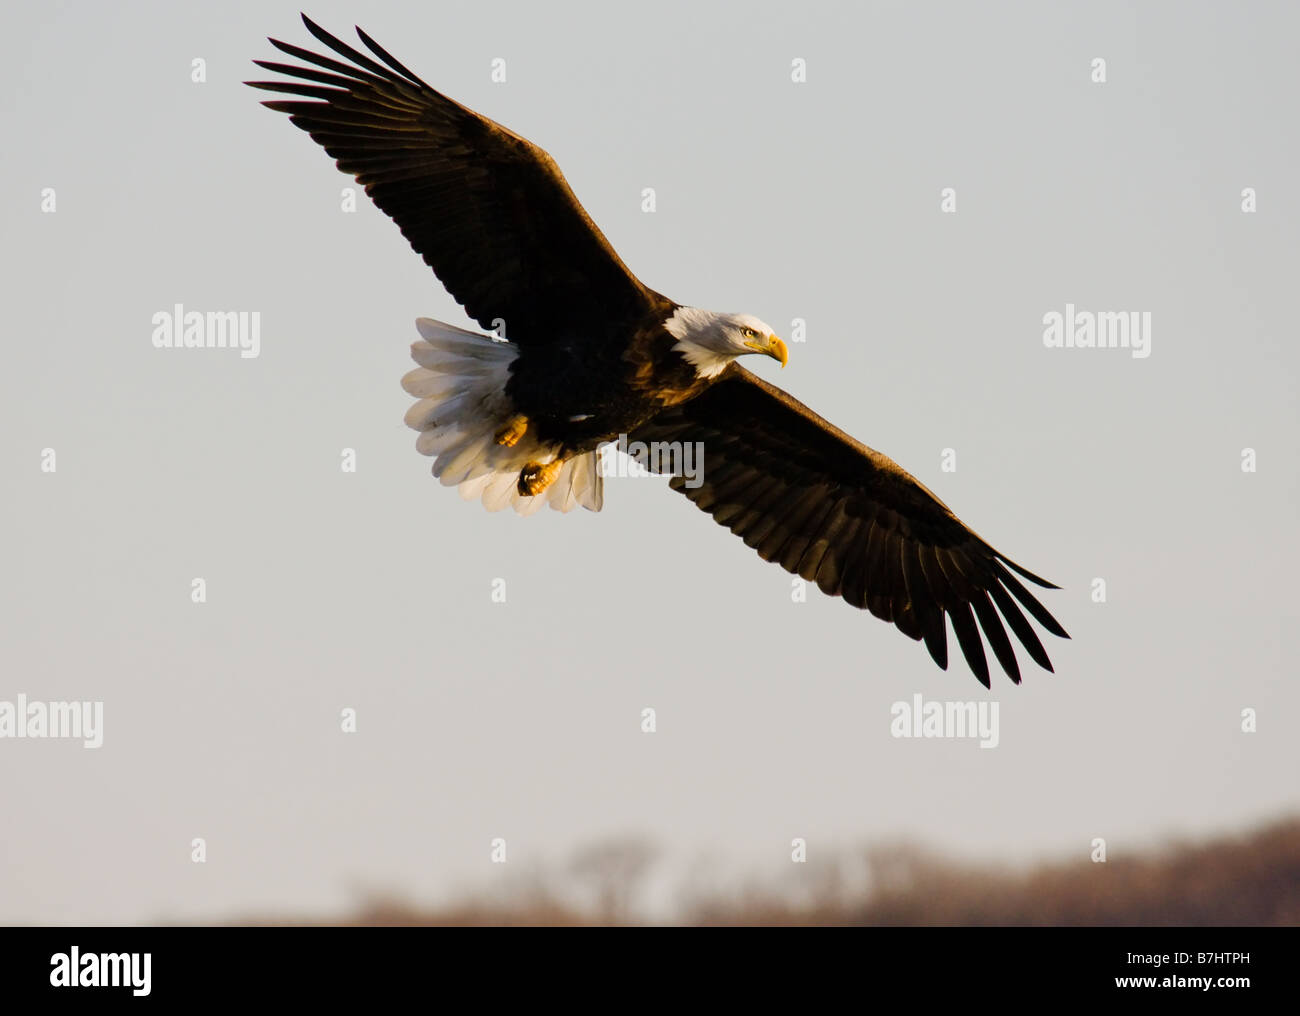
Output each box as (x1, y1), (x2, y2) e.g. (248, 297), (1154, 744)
(494, 414), (529, 448)
(518, 459), (564, 497)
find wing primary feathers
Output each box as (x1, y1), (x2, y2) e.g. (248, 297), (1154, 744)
(263, 37), (392, 87)
(246, 81), (349, 102)
(970, 589), (1022, 684)
(354, 25), (435, 88)
(947, 602), (990, 688)
(992, 548), (1062, 589)
(250, 59), (360, 90)
(300, 14), (412, 84)
(923, 617), (949, 670)
(995, 564), (1070, 638)
(987, 581), (1055, 672)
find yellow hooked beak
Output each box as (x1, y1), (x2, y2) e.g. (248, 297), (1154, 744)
(746, 334), (788, 368)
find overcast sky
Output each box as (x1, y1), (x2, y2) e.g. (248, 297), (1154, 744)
(2, 0), (1297, 923)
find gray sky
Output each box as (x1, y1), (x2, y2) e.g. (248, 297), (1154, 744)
(2, 0), (1297, 923)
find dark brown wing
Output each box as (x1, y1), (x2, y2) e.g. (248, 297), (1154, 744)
(629, 366), (1069, 686)
(247, 15), (655, 344)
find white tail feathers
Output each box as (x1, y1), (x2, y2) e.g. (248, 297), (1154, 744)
(401, 318), (604, 514)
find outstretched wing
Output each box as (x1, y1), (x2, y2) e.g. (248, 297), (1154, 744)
(248, 15), (656, 343)
(629, 366), (1070, 686)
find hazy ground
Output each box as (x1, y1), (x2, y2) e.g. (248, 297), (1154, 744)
(236, 813), (1300, 926)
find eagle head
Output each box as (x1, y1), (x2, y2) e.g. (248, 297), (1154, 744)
(664, 307), (788, 379)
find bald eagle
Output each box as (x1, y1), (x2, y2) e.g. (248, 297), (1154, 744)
(249, 16), (1069, 686)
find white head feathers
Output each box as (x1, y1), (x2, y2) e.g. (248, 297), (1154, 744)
(663, 307), (788, 378)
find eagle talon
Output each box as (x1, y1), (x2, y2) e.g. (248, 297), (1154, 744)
(518, 459), (563, 496)
(494, 414), (529, 447)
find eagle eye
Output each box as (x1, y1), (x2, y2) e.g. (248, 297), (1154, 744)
(741, 327), (756, 339)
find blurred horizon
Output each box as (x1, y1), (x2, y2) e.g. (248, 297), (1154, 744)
(223, 812), (1300, 926)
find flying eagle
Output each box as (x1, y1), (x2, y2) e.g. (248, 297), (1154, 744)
(249, 16), (1069, 686)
